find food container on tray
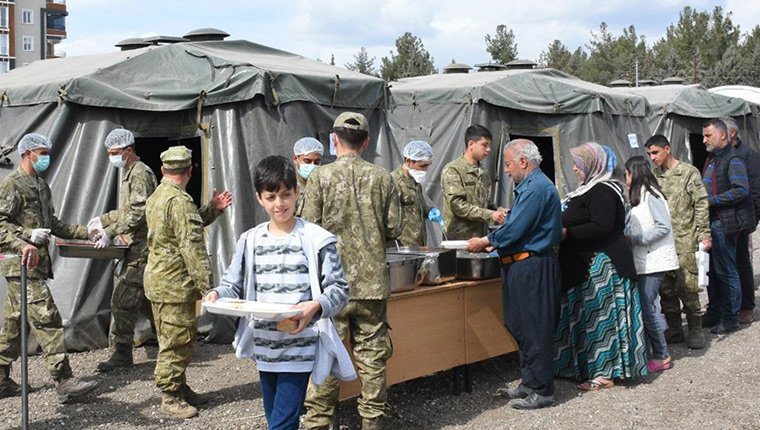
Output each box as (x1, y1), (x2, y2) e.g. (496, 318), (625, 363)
(386, 246), (457, 285)
(455, 251), (500, 280)
(56, 239), (129, 260)
(386, 254), (425, 293)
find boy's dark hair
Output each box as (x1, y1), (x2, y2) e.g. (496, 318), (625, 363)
(334, 119), (369, 149)
(644, 134), (670, 149)
(254, 155), (298, 194)
(464, 124), (492, 148)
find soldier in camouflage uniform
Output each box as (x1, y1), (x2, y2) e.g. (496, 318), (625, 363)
(441, 124), (505, 240)
(88, 129), (158, 372)
(390, 140), (441, 246)
(0, 133), (98, 402)
(293, 137), (324, 217)
(646, 135), (711, 349)
(302, 112), (402, 430)
(143, 146), (232, 419)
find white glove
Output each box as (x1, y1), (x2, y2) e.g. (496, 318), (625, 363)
(87, 217), (104, 241)
(30, 228), (51, 245)
(94, 233), (112, 249)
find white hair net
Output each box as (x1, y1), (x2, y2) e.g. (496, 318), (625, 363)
(403, 140), (433, 161)
(293, 137), (324, 156)
(104, 129), (135, 149)
(17, 133), (52, 155)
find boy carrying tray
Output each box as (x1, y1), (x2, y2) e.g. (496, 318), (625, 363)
(204, 155), (350, 430)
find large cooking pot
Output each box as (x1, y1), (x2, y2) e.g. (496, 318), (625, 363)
(386, 246), (457, 285)
(456, 251), (500, 280)
(386, 254), (425, 293)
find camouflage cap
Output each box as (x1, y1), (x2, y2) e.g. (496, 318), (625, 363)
(160, 145), (192, 170)
(333, 112), (369, 132)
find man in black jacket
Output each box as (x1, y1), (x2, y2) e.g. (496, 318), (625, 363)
(721, 117), (760, 325)
(701, 119), (755, 334)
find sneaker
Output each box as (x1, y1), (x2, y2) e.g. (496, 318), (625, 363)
(494, 384), (532, 399)
(56, 377), (98, 404)
(739, 309), (755, 325)
(509, 392), (556, 410)
(710, 322), (740, 334)
(160, 392), (198, 419)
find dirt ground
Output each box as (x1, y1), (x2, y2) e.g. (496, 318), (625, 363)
(2, 262), (760, 429)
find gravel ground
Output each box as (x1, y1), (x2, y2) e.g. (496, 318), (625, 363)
(3, 250), (760, 429)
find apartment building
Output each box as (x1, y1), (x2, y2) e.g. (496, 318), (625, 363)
(0, 0), (67, 74)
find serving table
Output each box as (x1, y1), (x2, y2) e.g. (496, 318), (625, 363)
(339, 278), (517, 399)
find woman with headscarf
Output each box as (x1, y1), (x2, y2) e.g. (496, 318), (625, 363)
(553, 142), (647, 391)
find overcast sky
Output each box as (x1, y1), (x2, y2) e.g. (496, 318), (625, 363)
(58, 0), (760, 71)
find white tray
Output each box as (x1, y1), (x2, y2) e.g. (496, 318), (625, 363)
(440, 240), (468, 249)
(202, 298), (302, 321)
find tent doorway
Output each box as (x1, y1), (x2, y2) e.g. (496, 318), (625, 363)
(688, 133), (707, 172)
(134, 136), (203, 206)
(508, 134), (556, 183)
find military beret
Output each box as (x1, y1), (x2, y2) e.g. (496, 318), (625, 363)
(160, 146), (192, 170)
(333, 111), (369, 132)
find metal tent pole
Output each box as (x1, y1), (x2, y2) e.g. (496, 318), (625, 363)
(20, 257), (29, 430)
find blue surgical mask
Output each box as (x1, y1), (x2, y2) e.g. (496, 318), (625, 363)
(109, 154), (126, 169)
(32, 154), (50, 173)
(299, 163), (317, 180)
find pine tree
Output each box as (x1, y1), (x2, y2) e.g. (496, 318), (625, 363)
(485, 24), (518, 64)
(345, 47), (378, 76)
(380, 32), (436, 81)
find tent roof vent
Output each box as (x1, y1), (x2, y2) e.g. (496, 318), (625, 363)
(183, 28), (231, 42)
(443, 63), (472, 74)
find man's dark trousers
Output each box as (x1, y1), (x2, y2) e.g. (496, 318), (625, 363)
(501, 253), (561, 397)
(737, 230), (756, 311)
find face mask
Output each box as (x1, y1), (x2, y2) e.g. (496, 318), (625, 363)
(408, 168), (427, 184)
(109, 154), (126, 169)
(32, 154), (50, 173)
(299, 163), (317, 180)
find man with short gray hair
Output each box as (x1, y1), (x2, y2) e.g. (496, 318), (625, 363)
(721, 117), (760, 324)
(466, 139), (562, 409)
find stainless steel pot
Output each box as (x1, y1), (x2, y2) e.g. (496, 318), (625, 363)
(455, 251), (500, 280)
(386, 254), (425, 293)
(386, 246), (457, 285)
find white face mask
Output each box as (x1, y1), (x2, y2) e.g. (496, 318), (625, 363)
(408, 168), (427, 184)
(109, 154), (126, 169)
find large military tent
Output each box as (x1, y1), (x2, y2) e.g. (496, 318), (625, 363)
(625, 84), (760, 169)
(386, 68), (652, 208)
(0, 39), (390, 350)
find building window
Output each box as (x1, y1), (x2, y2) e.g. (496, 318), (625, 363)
(23, 36), (33, 52)
(0, 34), (8, 56)
(1, 6), (9, 29)
(22, 9), (34, 25)
(0, 60), (9, 74)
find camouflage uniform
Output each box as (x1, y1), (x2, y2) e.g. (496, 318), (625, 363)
(654, 161), (711, 319)
(295, 178), (307, 218)
(0, 167), (88, 381)
(391, 166), (429, 247)
(99, 159), (157, 348)
(301, 153), (402, 428)
(441, 155), (494, 239)
(144, 178), (222, 395)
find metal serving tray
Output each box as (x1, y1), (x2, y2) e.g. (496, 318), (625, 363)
(386, 246), (457, 285)
(455, 251), (500, 280)
(56, 240), (129, 260)
(386, 254), (425, 293)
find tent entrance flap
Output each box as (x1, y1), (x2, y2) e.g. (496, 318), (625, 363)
(688, 133), (707, 171)
(135, 136), (203, 207)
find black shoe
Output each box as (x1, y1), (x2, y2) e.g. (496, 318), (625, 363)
(710, 322), (739, 334)
(494, 384), (532, 399)
(509, 392), (556, 410)
(702, 314), (719, 328)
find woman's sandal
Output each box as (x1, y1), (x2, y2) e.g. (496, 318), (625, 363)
(647, 357), (673, 373)
(577, 377), (615, 391)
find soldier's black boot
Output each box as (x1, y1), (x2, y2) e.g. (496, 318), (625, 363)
(0, 364), (22, 398)
(664, 312), (685, 344)
(96, 344), (133, 372)
(686, 315), (706, 349)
